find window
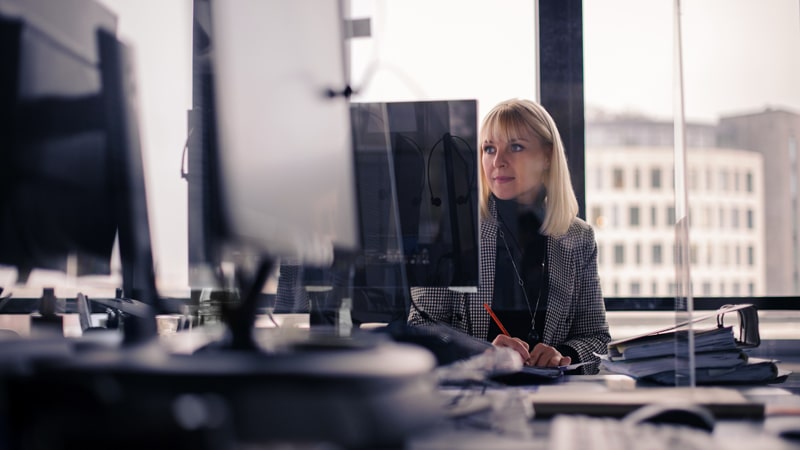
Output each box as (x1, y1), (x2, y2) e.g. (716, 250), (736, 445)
(591, 205), (604, 228)
(706, 168), (713, 191)
(718, 207), (725, 228)
(719, 282), (726, 296)
(613, 167), (624, 189)
(614, 243), (625, 265)
(747, 209), (754, 229)
(650, 206), (658, 227)
(746, 171), (753, 193)
(651, 281), (658, 296)
(690, 244), (698, 265)
(652, 243), (663, 265)
(650, 167), (662, 189)
(749, 282), (755, 296)
(720, 169), (729, 191)
(635, 243), (642, 265)
(634, 168), (641, 189)
(702, 282), (712, 296)
(611, 205), (619, 227)
(722, 245), (730, 266)
(630, 282), (641, 296)
(629, 206), (640, 227)
(736, 245), (741, 266)
(597, 243), (604, 266)
(731, 208), (739, 229)
(734, 171), (741, 192)
(613, 281), (619, 296)
(748, 245), (755, 266)
(706, 243), (713, 265)
(666, 206), (675, 227)
(733, 282), (741, 296)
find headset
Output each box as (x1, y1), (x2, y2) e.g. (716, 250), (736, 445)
(426, 133), (477, 207)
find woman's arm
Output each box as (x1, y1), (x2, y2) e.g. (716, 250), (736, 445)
(560, 226), (612, 374)
(407, 286), (458, 327)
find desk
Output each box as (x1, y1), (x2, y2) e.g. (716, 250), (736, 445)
(409, 375), (800, 449)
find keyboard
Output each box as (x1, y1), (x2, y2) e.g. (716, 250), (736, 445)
(549, 414), (715, 450)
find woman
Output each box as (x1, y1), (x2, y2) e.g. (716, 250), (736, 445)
(408, 99), (610, 374)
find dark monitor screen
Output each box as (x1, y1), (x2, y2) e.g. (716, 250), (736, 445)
(0, 4), (118, 281)
(0, 4), (159, 340)
(351, 100), (479, 291)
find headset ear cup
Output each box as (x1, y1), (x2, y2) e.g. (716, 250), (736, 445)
(431, 197), (442, 207)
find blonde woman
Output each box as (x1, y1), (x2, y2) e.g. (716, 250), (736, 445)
(408, 99), (610, 374)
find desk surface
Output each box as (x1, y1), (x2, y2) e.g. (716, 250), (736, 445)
(412, 374), (800, 450)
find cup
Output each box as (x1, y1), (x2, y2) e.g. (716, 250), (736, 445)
(156, 314), (181, 336)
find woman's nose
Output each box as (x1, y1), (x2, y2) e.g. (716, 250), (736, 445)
(493, 152), (507, 168)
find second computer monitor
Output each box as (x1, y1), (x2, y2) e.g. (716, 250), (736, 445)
(351, 100), (479, 290)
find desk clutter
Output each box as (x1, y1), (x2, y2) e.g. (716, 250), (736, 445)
(600, 304), (792, 385)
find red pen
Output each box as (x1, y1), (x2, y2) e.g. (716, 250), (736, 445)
(483, 303), (510, 337)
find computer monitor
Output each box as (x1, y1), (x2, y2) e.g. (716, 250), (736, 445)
(0, 1), (160, 342)
(206, 0), (359, 266)
(352, 100), (480, 290)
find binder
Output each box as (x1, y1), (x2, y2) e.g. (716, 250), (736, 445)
(601, 304), (789, 385)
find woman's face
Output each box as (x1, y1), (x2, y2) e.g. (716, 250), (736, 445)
(481, 127), (551, 205)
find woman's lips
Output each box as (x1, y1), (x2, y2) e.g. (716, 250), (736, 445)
(494, 176), (514, 184)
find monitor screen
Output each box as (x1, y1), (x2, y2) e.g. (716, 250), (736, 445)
(351, 100), (480, 290)
(0, 1), (118, 280)
(208, 0), (359, 265)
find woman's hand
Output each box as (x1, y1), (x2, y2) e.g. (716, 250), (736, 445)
(526, 343), (571, 367)
(491, 334), (530, 363)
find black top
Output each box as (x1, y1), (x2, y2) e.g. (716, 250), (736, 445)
(488, 195), (580, 363)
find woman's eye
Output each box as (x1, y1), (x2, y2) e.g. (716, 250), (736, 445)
(511, 144), (524, 152)
(483, 146), (496, 154)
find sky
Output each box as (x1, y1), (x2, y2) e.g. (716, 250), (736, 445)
(71, 0), (800, 293)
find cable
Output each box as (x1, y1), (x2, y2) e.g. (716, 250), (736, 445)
(426, 134), (477, 206)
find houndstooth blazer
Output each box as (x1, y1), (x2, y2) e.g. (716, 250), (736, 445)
(408, 197), (611, 374)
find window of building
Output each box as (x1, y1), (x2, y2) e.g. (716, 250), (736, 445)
(702, 282), (712, 296)
(706, 168), (713, 191)
(591, 205), (604, 228)
(731, 207), (739, 229)
(747, 209), (754, 229)
(597, 243), (604, 266)
(706, 243), (713, 266)
(746, 171), (753, 193)
(611, 204), (619, 227)
(613, 167), (624, 189)
(635, 243), (642, 265)
(718, 207), (725, 228)
(748, 245), (755, 266)
(736, 245), (741, 266)
(690, 244), (698, 265)
(634, 168), (641, 189)
(651, 281), (658, 296)
(722, 245), (730, 266)
(630, 282), (641, 296)
(719, 282), (726, 296)
(613, 280), (619, 296)
(734, 171), (741, 192)
(666, 206), (675, 227)
(749, 282), (755, 296)
(650, 205), (658, 227)
(652, 243), (663, 265)
(629, 206), (640, 227)
(720, 169), (729, 191)
(614, 243), (625, 265)
(733, 282), (741, 296)
(651, 167), (662, 189)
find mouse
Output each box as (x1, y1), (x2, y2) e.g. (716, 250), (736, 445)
(623, 403), (716, 432)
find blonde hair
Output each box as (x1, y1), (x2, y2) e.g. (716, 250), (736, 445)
(478, 99), (578, 236)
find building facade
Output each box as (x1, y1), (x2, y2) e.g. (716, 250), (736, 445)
(586, 117), (766, 298)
